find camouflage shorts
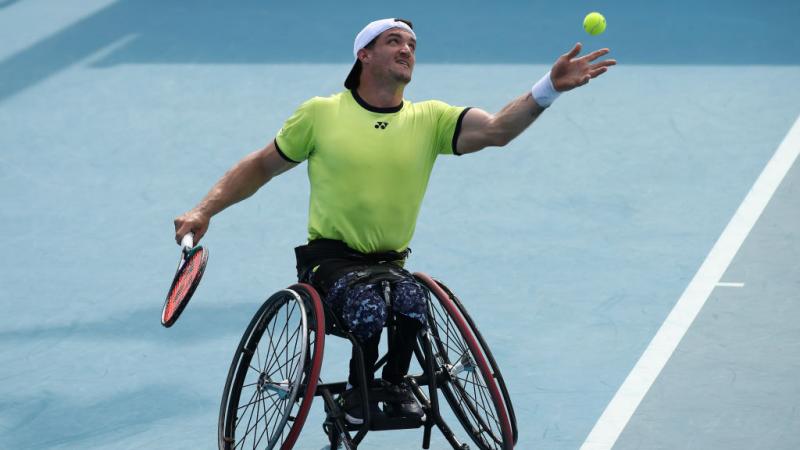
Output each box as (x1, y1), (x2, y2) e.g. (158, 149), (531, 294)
(324, 269), (429, 342)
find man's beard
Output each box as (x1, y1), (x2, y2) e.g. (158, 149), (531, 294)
(390, 67), (412, 85)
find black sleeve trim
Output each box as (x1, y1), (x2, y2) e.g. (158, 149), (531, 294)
(451, 107), (473, 156)
(274, 139), (302, 164)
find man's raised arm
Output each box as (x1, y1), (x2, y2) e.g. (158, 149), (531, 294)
(456, 43), (616, 155)
(173, 140), (298, 244)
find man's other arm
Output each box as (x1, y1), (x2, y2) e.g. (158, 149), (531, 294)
(173, 140), (298, 243)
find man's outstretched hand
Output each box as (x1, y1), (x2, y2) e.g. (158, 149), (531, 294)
(550, 43), (616, 92)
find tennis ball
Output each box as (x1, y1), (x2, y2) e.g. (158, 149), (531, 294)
(583, 12), (606, 35)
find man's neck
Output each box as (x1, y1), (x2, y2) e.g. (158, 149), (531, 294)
(355, 81), (404, 109)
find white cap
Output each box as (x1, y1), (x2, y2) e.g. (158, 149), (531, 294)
(352, 18), (416, 59)
(344, 18), (416, 89)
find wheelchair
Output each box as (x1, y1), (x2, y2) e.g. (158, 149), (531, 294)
(218, 272), (518, 450)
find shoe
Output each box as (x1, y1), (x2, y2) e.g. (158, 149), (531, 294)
(335, 387), (380, 425)
(380, 379), (426, 420)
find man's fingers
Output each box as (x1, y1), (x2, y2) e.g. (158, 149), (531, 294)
(174, 221), (193, 245)
(589, 59), (617, 71)
(175, 228), (189, 245)
(589, 67), (608, 78)
(174, 216), (185, 243)
(564, 42), (582, 59)
(175, 221), (208, 245)
(584, 59), (614, 79)
(581, 48), (610, 62)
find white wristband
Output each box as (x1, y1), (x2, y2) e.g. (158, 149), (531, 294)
(531, 71), (560, 108)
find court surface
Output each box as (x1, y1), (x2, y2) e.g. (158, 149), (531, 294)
(1, 1), (799, 449)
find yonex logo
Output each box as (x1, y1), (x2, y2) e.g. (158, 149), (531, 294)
(374, 121), (389, 129)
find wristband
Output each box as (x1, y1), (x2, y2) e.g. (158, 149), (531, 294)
(531, 71), (560, 108)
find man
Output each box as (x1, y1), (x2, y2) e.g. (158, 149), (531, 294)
(174, 18), (615, 425)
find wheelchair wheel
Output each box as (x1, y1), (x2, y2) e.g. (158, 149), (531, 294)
(435, 280), (518, 445)
(219, 284), (325, 450)
(414, 273), (514, 450)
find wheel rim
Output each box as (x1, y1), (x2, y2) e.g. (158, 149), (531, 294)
(230, 291), (309, 449)
(426, 292), (508, 450)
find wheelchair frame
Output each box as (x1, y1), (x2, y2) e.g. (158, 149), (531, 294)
(218, 272), (517, 450)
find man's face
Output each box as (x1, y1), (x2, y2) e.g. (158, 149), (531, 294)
(361, 28), (416, 85)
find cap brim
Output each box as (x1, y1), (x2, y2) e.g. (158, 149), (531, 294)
(344, 60), (361, 89)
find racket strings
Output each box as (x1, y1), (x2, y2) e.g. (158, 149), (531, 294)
(166, 251), (203, 316)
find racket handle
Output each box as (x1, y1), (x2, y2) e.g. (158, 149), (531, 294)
(181, 232), (195, 250)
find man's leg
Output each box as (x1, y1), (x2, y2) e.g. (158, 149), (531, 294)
(311, 262), (389, 424)
(381, 313), (423, 384)
(338, 332), (382, 425)
(336, 281), (388, 424)
(349, 331), (382, 387)
(380, 278), (428, 418)
(382, 277), (428, 382)
(342, 281), (388, 384)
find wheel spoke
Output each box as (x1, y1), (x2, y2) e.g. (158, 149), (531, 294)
(471, 374), (499, 434)
(449, 367), (500, 446)
(256, 344), (262, 375)
(288, 315), (303, 381)
(237, 385), (286, 449)
(265, 309), (285, 380)
(263, 349), (303, 382)
(237, 389), (277, 411)
(236, 384), (260, 418)
(263, 398), (289, 447)
(236, 389), (262, 449)
(262, 303), (302, 379)
(252, 387), (261, 450)
(263, 324), (302, 378)
(425, 290), (508, 450)
(252, 396), (280, 450)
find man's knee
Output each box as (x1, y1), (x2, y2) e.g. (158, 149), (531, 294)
(391, 278), (428, 325)
(320, 264), (427, 340)
(343, 282), (388, 341)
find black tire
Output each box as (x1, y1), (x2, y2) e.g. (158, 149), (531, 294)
(219, 286), (325, 450)
(414, 273), (514, 450)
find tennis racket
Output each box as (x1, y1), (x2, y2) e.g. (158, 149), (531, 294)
(161, 232), (209, 327)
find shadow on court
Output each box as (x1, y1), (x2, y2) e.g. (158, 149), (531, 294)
(0, 385), (210, 449)
(0, 303), (257, 343)
(0, 0), (21, 10)
(1, 0), (799, 102)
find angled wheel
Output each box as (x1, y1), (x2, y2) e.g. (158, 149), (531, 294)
(414, 273), (515, 450)
(436, 280), (518, 445)
(219, 284), (325, 450)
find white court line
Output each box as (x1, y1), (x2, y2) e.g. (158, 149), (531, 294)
(716, 282), (745, 288)
(581, 113), (800, 450)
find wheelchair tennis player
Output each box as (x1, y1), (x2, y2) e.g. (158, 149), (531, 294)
(174, 17), (614, 429)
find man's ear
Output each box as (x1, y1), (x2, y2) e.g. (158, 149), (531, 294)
(357, 48), (370, 64)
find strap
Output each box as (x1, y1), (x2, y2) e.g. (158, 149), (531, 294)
(295, 238), (411, 281)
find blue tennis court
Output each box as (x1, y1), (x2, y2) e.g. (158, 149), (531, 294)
(2, 1), (799, 449)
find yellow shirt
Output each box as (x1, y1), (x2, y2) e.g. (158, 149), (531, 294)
(276, 90), (469, 253)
